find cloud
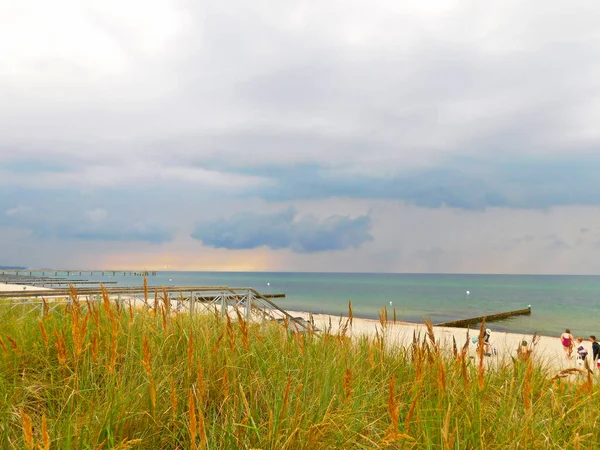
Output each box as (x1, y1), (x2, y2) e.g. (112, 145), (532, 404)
(191, 208), (372, 253)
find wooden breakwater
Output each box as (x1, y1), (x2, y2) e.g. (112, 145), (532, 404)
(435, 306), (531, 328)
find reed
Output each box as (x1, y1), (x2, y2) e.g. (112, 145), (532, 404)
(2, 291), (600, 449)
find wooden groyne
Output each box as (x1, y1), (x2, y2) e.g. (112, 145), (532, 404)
(435, 306), (531, 328)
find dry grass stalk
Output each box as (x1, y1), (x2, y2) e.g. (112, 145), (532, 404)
(477, 318), (486, 390)
(393, 308), (396, 324)
(54, 331), (68, 366)
(0, 336), (7, 353)
(452, 336), (458, 358)
(235, 309), (250, 351)
(20, 408), (34, 450)
(142, 334), (156, 411)
(68, 284), (80, 309)
(160, 306), (167, 331)
(162, 287), (170, 314)
(188, 390), (198, 450)
(197, 361), (206, 404)
(91, 332), (99, 363)
(384, 375), (399, 438)
(404, 382), (422, 434)
(39, 320), (49, 350)
(424, 318), (439, 353)
(41, 414), (50, 450)
(551, 367), (587, 380)
(348, 301), (353, 326)
(6, 335), (20, 355)
(101, 285), (112, 317)
(437, 359), (447, 394)
(442, 403), (456, 450)
(71, 307), (89, 358)
(42, 297), (49, 319)
(197, 401), (207, 450)
(154, 289), (159, 314)
(280, 374), (293, 419)
(343, 367), (352, 403)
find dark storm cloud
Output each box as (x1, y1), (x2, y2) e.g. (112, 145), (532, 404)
(191, 208), (372, 253)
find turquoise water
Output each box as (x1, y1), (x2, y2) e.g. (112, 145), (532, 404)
(25, 272), (600, 337)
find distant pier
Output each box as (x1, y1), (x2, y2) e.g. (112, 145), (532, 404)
(435, 306), (532, 328)
(0, 269), (157, 277)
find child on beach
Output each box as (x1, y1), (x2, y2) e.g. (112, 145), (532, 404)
(560, 329), (574, 359)
(576, 337), (588, 366)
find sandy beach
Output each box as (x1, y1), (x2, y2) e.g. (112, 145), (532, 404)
(0, 283), (51, 292)
(286, 310), (595, 373)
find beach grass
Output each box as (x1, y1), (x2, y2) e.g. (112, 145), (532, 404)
(1, 289), (599, 449)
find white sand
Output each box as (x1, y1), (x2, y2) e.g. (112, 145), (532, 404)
(0, 283), (51, 292)
(286, 310), (596, 373)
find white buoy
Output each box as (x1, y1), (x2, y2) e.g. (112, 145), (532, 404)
(466, 290), (471, 295)
(390, 301), (393, 305)
(267, 282), (270, 286)
(169, 278), (172, 282)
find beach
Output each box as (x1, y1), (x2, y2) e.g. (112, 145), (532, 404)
(287, 309), (592, 373)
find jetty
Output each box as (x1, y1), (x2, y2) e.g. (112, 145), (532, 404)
(435, 306), (532, 328)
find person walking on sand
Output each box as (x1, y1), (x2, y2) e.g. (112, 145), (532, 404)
(484, 329), (492, 356)
(590, 336), (600, 370)
(575, 337), (588, 366)
(560, 329), (574, 360)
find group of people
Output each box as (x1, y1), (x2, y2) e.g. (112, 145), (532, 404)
(560, 329), (600, 367)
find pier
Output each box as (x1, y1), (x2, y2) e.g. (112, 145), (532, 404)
(0, 269), (157, 276)
(0, 285), (311, 332)
(435, 306), (532, 328)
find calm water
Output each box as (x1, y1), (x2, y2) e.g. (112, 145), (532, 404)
(29, 271), (600, 337)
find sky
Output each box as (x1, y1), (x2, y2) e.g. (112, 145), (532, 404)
(1, 0), (600, 274)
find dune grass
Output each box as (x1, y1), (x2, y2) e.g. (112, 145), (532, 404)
(1, 288), (599, 449)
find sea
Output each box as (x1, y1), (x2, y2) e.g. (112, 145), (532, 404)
(34, 271), (600, 338)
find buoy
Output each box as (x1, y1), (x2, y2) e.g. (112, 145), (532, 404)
(466, 290), (471, 295)
(169, 278), (172, 282)
(389, 301), (393, 305)
(267, 282), (270, 286)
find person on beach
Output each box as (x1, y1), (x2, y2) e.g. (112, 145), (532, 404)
(590, 336), (600, 369)
(576, 337), (588, 366)
(518, 340), (532, 361)
(560, 329), (574, 359)
(484, 329), (492, 356)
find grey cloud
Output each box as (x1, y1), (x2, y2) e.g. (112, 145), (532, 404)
(191, 208), (372, 253)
